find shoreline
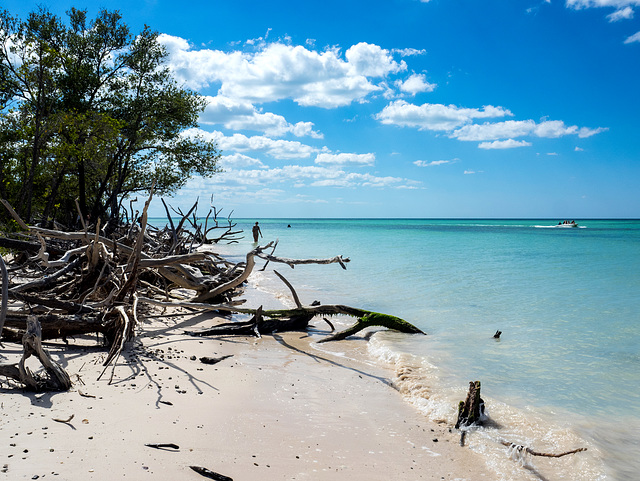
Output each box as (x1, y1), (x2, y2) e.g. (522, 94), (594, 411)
(2, 294), (494, 480)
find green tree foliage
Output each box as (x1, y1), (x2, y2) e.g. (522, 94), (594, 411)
(0, 7), (220, 227)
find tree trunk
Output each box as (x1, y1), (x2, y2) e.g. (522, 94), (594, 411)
(455, 381), (484, 429)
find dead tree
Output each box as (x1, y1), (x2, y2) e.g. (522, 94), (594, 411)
(0, 197), (425, 391)
(456, 380), (485, 430)
(455, 380), (485, 446)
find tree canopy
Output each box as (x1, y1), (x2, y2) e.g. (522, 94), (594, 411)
(0, 7), (220, 228)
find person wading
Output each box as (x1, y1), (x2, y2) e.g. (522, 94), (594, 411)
(252, 222), (263, 243)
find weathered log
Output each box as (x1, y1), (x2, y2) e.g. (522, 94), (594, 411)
(188, 305), (313, 337)
(189, 465), (233, 481)
(0, 236), (64, 256)
(256, 251), (350, 269)
(317, 310), (425, 343)
(191, 244), (262, 303)
(0, 316), (72, 391)
(9, 257), (83, 293)
(139, 293), (425, 341)
(9, 291), (97, 315)
(1, 312), (108, 340)
(180, 302), (424, 340)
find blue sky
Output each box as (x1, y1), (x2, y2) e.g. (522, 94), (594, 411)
(5, 0), (640, 218)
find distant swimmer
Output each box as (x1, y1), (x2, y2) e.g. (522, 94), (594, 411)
(252, 222), (262, 242)
(287, 224), (291, 228)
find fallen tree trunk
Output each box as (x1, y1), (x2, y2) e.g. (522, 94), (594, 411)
(178, 302), (425, 340)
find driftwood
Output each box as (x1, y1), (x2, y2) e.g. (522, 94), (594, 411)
(190, 466), (233, 481)
(453, 382), (588, 464)
(500, 441), (587, 459)
(0, 197), (424, 391)
(199, 355), (233, 365)
(0, 316), (72, 391)
(145, 443), (180, 450)
(181, 303), (425, 341)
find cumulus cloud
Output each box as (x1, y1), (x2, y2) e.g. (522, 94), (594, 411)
(478, 139), (532, 149)
(396, 73), (437, 95)
(376, 100), (513, 131)
(159, 35), (413, 108)
(315, 152), (376, 166)
(624, 31), (640, 43)
(345, 42), (407, 77)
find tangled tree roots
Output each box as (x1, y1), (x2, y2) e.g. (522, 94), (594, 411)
(0, 197), (424, 391)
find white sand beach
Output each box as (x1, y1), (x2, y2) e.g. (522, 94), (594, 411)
(1, 299), (493, 481)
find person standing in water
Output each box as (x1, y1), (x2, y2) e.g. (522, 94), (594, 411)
(252, 222), (262, 242)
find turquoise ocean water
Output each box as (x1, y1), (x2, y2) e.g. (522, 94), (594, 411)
(153, 218), (640, 480)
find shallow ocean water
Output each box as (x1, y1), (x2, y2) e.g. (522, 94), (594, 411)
(152, 218), (640, 480)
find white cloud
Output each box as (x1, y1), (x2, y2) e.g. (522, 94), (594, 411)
(607, 6), (635, 20)
(478, 139), (532, 149)
(414, 160), (455, 167)
(393, 48), (427, 57)
(219, 153), (266, 169)
(624, 31), (640, 43)
(579, 126), (609, 137)
(575, 146), (585, 151)
(534, 120), (579, 137)
(376, 100), (513, 131)
(159, 35), (404, 108)
(200, 95), (323, 138)
(187, 128), (318, 160)
(205, 164), (419, 190)
(345, 42), (407, 77)
(452, 120), (536, 141)
(566, 0), (640, 10)
(396, 73), (437, 95)
(451, 119), (607, 142)
(315, 152), (376, 166)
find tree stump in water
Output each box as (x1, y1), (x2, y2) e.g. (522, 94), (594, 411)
(455, 381), (485, 429)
